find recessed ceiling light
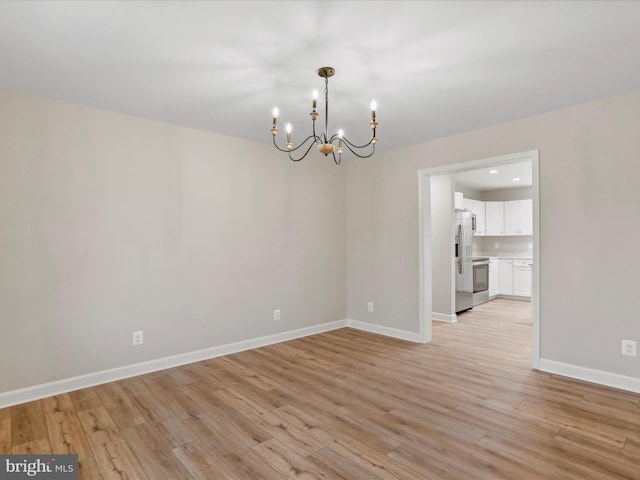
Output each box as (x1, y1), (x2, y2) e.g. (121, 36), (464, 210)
(513, 177), (521, 182)
(489, 169), (498, 174)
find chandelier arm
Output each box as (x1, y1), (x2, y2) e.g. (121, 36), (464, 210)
(341, 135), (374, 150)
(272, 135), (292, 152)
(288, 140), (317, 162)
(274, 134), (320, 153)
(289, 134), (320, 152)
(331, 150), (341, 165)
(341, 140), (376, 159)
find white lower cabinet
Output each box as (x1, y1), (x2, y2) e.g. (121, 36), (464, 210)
(512, 259), (533, 297)
(489, 258), (499, 297)
(491, 258), (532, 298)
(498, 259), (513, 295)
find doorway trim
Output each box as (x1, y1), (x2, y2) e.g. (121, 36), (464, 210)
(418, 150), (541, 369)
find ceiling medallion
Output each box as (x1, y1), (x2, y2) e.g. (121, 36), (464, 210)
(271, 67), (378, 164)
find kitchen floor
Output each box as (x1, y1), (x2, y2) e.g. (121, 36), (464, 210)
(456, 298), (532, 325)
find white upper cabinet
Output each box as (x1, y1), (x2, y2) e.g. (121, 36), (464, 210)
(466, 198), (532, 237)
(519, 199), (533, 235)
(463, 198), (486, 236)
(485, 201), (504, 236)
(504, 199), (532, 236)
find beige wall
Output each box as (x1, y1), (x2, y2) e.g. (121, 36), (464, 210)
(481, 186), (533, 202)
(430, 174), (455, 317)
(346, 89), (640, 378)
(0, 88), (347, 394)
(3, 84), (640, 395)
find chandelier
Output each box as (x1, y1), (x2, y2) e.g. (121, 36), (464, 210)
(270, 67), (378, 165)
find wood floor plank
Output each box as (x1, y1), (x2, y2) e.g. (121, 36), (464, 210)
(213, 387), (324, 457)
(172, 440), (243, 480)
(180, 382), (271, 448)
(77, 407), (149, 480)
(11, 437), (52, 455)
(116, 376), (177, 424)
(308, 447), (385, 480)
(120, 421), (193, 480)
(252, 437), (333, 479)
(274, 403), (426, 480)
(68, 387), (103, 412)
(388, 441), (491, 480)
(156, 415), (198, 449)
(78, 457), (104, 480)
(0, 414), (10, 454)
(94, 382), (146, 430)
(10, 400), (48, 446)
(216, 356), (281, 391)
(178, 414), (285, 480)
(42, 394), (93, 459)
(139, 371), (205, 421)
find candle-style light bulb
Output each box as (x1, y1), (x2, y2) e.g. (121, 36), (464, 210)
(370, 100), (377, 121)
(337, 129), (344, 153)
(338, 129), (343, 139)
(286, 123), (292, 149)
(312, 89), (318, 111)
(270, 107), (279, 135)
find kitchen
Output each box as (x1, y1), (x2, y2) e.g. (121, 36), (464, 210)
(453, 161), (534, 316)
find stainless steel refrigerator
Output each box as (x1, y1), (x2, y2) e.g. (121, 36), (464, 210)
(455, 209), (475, 313)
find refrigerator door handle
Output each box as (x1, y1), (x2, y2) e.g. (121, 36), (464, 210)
(457, 225), (463, 274)
(460, 225), (466, 274)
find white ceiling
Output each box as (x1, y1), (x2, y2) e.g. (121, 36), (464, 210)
(2, 1), (640, 152)
(453, 161), (532, 191)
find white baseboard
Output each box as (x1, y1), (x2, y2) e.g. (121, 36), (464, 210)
(432, 312), (457, 323)
(538, 358), (640, 394)
(495, 294), (531, 302)
(0, 320), (348, 409)
(346, 319), (424, 343)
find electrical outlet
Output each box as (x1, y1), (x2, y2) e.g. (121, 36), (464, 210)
(367, 302), (374, 312)
(132, 330), (143, 346)
(621, 340), (637, 357)
(274, 309), (281, 321)
(494, 242), (500, 249)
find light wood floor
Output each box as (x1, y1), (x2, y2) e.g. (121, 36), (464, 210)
(2, 299), (639, 479)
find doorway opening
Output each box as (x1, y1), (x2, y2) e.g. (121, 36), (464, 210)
(418, 150), (540, 369)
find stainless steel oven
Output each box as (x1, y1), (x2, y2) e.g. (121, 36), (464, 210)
(472, 257), (489, 306)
